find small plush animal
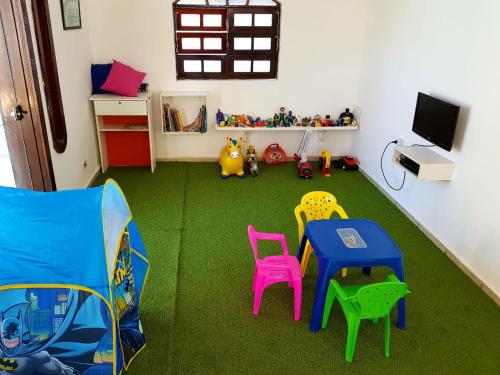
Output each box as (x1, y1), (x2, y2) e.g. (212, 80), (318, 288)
(220, 137), (245, 179)
(246, 145), (259, 177)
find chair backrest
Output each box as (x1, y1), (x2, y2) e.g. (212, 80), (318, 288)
(298, 191), (348, 221)
(354, 281), (409, 319)
(247, 225), (288, 263)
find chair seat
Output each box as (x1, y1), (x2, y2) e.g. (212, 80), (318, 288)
(259, 255), (302, 280)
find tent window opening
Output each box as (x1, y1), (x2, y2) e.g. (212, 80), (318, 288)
(173, 0), (281, 79)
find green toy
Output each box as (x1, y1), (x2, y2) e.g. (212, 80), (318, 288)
(322, 275), (409, 362)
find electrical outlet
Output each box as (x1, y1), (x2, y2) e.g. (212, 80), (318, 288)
(396, 137), (404, 146)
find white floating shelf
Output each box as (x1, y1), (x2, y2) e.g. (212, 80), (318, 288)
(162, 131), (204, 135)
(213, 125), (359, 132)
(393, 146), (454, 181)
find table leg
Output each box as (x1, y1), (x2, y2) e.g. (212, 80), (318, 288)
(296, 234), (308, 262)
(394, 259), (406, 330)
(310, 259), (341, 333)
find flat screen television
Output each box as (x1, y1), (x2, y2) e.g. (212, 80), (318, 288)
(412, 92), (460, 151)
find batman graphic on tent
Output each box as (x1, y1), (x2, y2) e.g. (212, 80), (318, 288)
(0, 289), (108, 375)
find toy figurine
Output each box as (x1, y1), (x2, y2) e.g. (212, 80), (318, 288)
(216, 109), (225, 126)
(325, 114), (335, 127)
(220, 137), (245, 179)
(295, 116), (302, 126)
(246, 145), (259, 177)
(278, 107), (286, 127)
(286, 111), (296, 127)
(273, 113), (280, 127)
(313, 114), (322, 127)
(302, 117), (311, 127)
(237, 114), (246, 126)
(339, 108), (354, 126)
(229, 115), (237, 127)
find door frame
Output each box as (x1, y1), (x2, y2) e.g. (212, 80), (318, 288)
(0, 0), (55, 191)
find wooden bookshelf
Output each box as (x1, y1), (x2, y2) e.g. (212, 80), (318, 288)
(160, 91), (208, 134)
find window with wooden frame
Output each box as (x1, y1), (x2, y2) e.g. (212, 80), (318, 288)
(173, 0), (280, 80)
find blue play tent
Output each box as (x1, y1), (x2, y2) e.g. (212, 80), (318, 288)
(0, 179), (149, 375)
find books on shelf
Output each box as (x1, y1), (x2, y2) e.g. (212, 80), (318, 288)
(162, 104), (207, 134)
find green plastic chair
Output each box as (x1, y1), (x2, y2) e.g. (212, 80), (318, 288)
(322, 275), (409, 362)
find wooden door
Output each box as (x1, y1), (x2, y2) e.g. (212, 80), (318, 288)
(0, 0), (55, 190)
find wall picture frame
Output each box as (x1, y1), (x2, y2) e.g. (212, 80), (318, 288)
(60, 0), (81, 30)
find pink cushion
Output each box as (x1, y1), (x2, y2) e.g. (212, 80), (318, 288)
(100, 60), (146, 97)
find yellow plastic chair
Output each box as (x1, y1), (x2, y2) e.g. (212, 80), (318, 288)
(294, 191), (349, 277)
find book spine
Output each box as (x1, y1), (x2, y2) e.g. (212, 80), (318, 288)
(167, 107), (174, 132)
(177, 111), (184, 132)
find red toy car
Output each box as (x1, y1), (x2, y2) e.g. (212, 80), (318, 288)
(341, 156), (359, 171)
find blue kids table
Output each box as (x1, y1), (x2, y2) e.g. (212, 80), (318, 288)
(297, 219), (406, 332)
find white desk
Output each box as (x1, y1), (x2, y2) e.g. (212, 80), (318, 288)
(89, 93), (155, 173)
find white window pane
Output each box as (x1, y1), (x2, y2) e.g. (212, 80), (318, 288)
(204, 60), (222, 73)
(181, 38), (201, 50)
(184, 60), (202, 73)
(208, 0), (226, 6)
(178, 0), (204, 4)
(229, 0), (246, 5)
(254, 37), (271, 50)
(249, 0), (275, 5)
(203, 14), (222, 27)
(181, 14), (201, 27)
(253, 60), (271, 73)
(254, 14), (273, 27)
(204, 38), (222, 50)
(234, 60), (251, 73)
(234, 14), (252, 27)
(234, 37), (251, 50)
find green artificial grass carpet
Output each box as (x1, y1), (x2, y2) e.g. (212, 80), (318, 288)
(95, 163), (500, 375)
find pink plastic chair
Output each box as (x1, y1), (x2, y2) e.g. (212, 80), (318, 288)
(248, 225), (302, 321)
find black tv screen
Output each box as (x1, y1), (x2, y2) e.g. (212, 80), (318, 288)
(412, 93), (460, 151)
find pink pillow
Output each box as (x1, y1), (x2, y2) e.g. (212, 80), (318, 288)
(100, 60), (146, 97)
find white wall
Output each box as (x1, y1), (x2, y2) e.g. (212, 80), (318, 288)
(85, 0), (369, 159)
(353, 0), (500, 295)
(31, 0), (100, 190)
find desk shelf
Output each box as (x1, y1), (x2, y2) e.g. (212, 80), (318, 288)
(98, 125), (149, 132)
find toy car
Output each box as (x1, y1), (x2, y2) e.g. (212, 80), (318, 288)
(294, 129), (313, 178)
(294, 153), (313, 178)
(341, 156), (359, 171)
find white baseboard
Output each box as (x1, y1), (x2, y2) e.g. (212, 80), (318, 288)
(156, 157), (219, 162)
(359, 167), (500, 306)
(85, 165), (101, 188)
(155, 155), (342, 163)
